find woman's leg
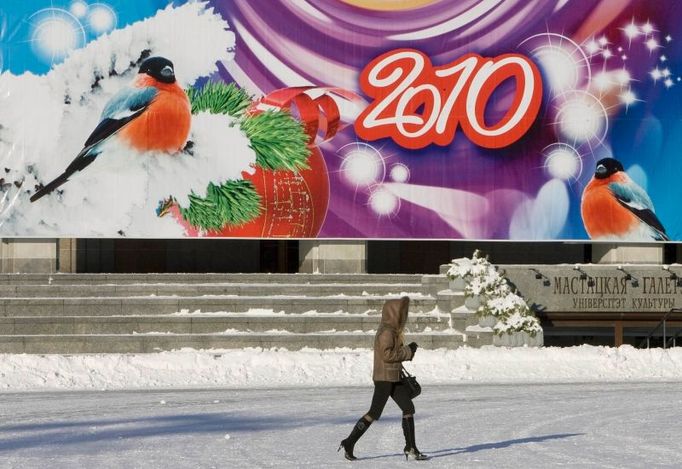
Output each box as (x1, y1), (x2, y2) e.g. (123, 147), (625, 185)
(391, 383), (428, 460)
(366, 381), (393, 421)
(390, 381), (415, 418)
(390, 382), (416, 448)
(340, 382), (392, 460)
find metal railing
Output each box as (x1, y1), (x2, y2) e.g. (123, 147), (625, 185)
(665, 328), (682, 349)
(639, 308), (682, 349)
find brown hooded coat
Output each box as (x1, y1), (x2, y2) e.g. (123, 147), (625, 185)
(373, 297), (414, 382)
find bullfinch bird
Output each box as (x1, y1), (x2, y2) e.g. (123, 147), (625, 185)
(30, 56), (191, 202)
(581, 157), (668, 241)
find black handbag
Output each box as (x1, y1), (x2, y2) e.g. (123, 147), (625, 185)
(400, 365), (421, 399)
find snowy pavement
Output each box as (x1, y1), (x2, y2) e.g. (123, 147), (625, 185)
(1, 383), (681, 468)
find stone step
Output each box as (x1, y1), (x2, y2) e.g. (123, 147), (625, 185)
(0, 273), (423, 285)
(0, 272), (476, 353)
(0, 314), (454, 335)
(0, 283), (424, 298)
(0, 332), (465, 354)
(0, 296), (438, 317)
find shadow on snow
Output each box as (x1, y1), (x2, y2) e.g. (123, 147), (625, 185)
(357, 433), (585, 461)
(0, 412), (316, 452)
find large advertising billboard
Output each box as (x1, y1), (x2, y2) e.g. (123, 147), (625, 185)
(0, 0), (680, 240)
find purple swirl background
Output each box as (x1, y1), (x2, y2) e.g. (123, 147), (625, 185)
(210, 0), (678, 239)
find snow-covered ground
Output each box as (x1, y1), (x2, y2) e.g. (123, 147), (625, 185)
(1, 383), (680, 468)
(2, 345), (682, 392)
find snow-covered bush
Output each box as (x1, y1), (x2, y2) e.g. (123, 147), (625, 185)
(493, 311), (543, 336)
(447, 250), (542, 337)
(447, 249), (506, 299)
(482, 294), (527, 319)
(447, 250), (490, 281)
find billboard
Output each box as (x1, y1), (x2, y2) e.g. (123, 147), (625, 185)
(0, 0), (680, 240)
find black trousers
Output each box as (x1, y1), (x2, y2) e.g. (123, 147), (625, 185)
(366, 380), (415, 420)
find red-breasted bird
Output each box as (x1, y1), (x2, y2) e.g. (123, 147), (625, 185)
(30, 56), (191, 202)
(581, 157), (668, 241)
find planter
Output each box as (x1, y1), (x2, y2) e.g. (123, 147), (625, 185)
(448, 277), (467, 292)
(464, 295), (481, 310)
(493, 330), (544, 347)
(477, 314), (497, 328)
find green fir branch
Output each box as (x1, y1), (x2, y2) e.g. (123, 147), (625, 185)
(186, 81), (252, 117)
(241, 110), (310, 172)
(179, 179), (262, 230)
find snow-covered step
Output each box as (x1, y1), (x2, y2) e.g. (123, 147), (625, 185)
(0, 273), (424, 286)
(0, 272), (482, 353)
(0, 283), (425, 298)
(0, 296), (439, 317)
(0, 332), (466, 354)
(0, 314), (453, 335)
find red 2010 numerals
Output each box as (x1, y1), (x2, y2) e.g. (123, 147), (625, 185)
(354, 49), (543, 150)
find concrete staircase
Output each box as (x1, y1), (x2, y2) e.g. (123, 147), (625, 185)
(0, 273), (491, 353)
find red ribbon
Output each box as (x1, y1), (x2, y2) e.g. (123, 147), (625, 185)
(249, 86), (362, 145)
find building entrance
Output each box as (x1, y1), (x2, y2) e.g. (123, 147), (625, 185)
(76, 239), (299, 273)
(367, 241), (593, 274)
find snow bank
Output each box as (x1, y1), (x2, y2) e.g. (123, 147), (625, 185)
(2, 345), (682, 392)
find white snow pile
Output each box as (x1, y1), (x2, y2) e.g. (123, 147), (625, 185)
(2, 345), (682, 392)
(0, 2), (253, 237)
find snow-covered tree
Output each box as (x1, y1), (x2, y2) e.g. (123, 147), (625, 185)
(447, 250), (542, 337)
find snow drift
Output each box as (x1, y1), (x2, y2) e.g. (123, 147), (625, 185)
(2, 345), (682, 392)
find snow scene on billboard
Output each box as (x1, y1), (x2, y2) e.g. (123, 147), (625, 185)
(0, 0), (680, 240)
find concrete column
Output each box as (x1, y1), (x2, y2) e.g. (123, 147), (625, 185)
(57, 238), (78, 273)
(299, 240), (367, 273)
(0, 239), (58, 273)
(614, 321), (623, 347)
(591, 244), (663, 264)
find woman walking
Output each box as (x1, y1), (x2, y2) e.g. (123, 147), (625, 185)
(339, 296), (428, 461)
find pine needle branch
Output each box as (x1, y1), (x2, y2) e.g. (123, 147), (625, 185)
(241, 110), (310, 172)
(178, 179), (262, 230)
(186, 82), (252, 117)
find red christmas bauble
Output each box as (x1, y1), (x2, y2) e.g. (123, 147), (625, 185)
(170, 146), (329, 237)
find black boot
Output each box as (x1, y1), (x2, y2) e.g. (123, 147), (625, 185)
(339, 416), (372, 461)
(402, 416), (429, 461)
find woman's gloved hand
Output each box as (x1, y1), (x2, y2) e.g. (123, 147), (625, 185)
(408, 342), (418, 355)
